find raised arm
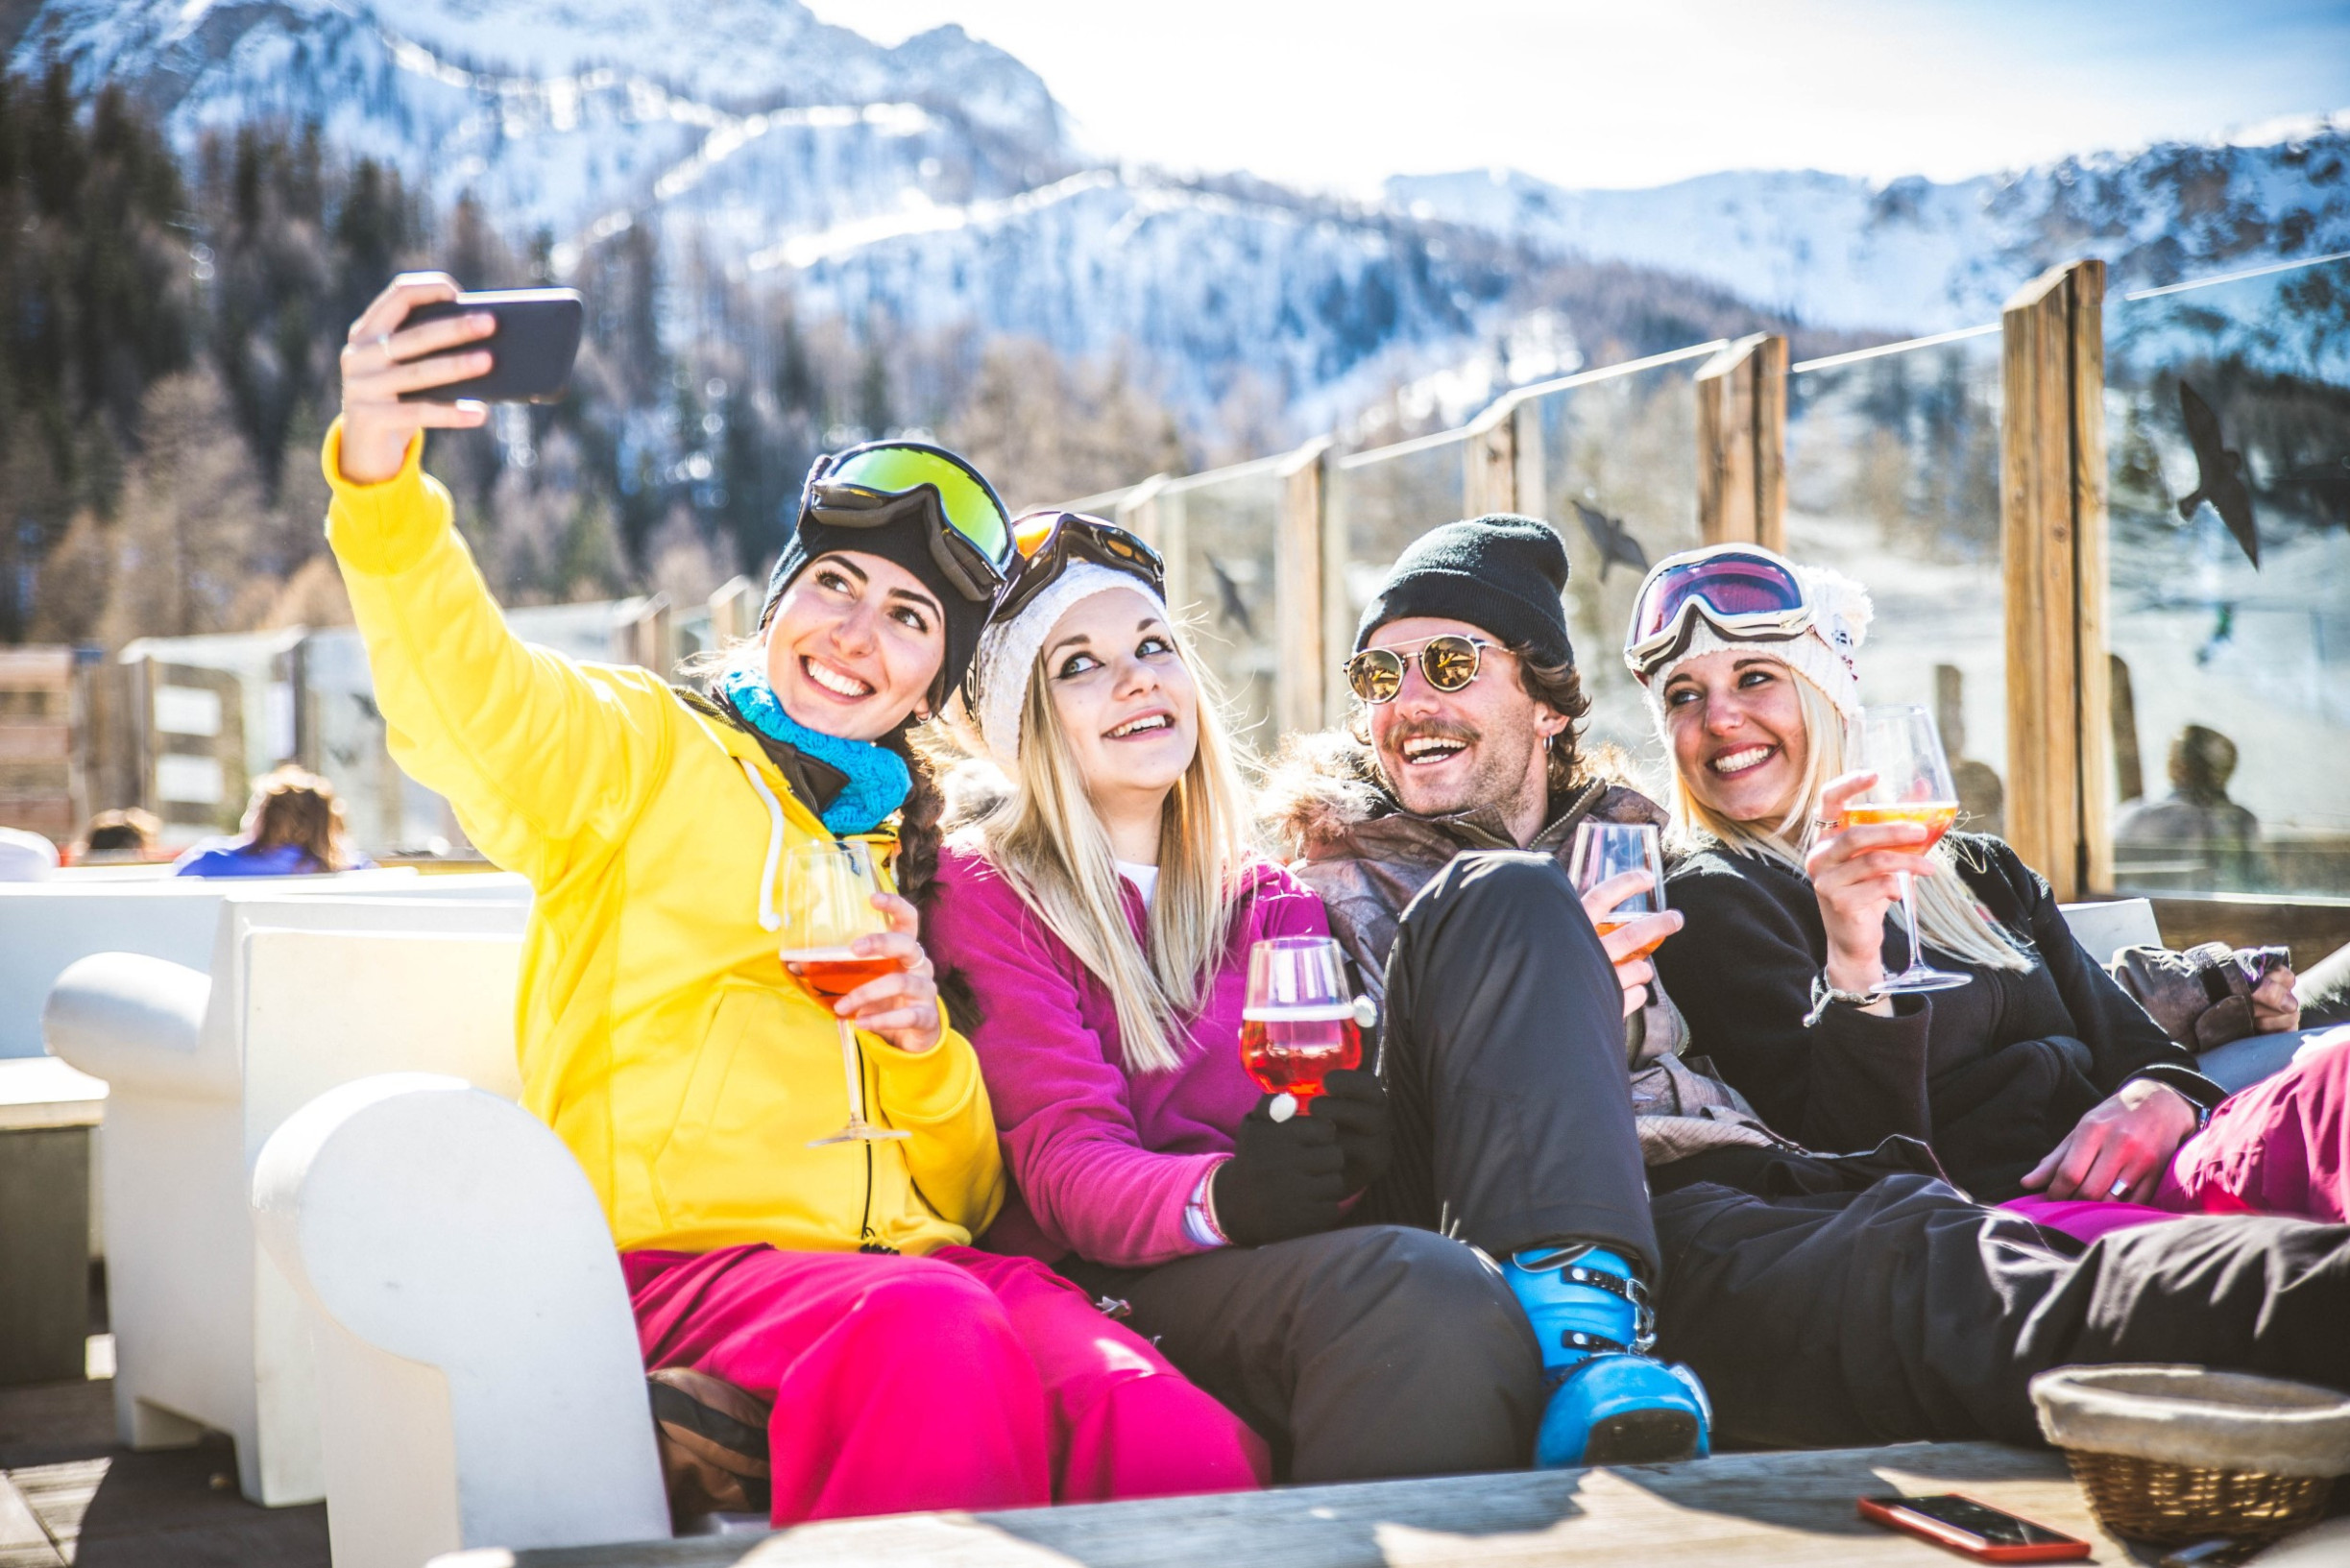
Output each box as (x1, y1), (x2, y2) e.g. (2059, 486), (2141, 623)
(327, 275), (667, 882)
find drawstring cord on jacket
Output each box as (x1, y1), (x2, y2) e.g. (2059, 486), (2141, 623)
(739, 758), (786, 932)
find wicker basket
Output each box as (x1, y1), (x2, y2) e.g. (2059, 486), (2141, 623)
(2033, 1366), (2350, 1545)
(2061, 1448), (2332, 1545)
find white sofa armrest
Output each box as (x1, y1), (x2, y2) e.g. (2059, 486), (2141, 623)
(254, 1074), (668, 1568)
(42, 953), (229, 1101)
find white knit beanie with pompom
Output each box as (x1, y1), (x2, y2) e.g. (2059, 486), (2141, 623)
(1638, 558), (1874, 729)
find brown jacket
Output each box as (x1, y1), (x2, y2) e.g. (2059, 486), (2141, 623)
(1259, 732), (1785, 1166)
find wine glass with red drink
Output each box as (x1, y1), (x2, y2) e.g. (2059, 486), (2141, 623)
(1567, 821), (1668, 959)
(1845, 703), (1969, 994)
(781, 840), (913, 1146)
(1240, 936), (1362, 1119)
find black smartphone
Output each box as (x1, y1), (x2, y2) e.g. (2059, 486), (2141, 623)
(398, 288), (584, 404)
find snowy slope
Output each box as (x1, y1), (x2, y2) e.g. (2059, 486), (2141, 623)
(1390, 119), (2350, 335)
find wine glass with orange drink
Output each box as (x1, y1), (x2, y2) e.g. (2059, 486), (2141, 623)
(1844, 704), (1969, 994)
(781, 840), (914, 1146)
(1568, 822), (1670, 960)
(1239, 936), (1363, 1121)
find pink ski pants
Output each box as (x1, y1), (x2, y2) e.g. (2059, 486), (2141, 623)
(622, 1242), (1269, 1526)
(2007, 1032), (2350, 1242)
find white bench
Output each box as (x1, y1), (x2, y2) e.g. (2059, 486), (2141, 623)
(255, 1075), (668, 1568)
(0, 869), (530, 1059)
(43, 893), (529, 1507)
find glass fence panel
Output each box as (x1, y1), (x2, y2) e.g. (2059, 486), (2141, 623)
(1522, 353), (1710, 787)
(2105, 255), (2350, 896)
(1331, 433), (1473, 646)
(1785, 327), (2008, 834)
(1160, 459), (1285, 752)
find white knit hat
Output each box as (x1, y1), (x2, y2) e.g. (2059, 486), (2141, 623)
(1637, 557), (1874, 727)
(970, 562), (1172, 766)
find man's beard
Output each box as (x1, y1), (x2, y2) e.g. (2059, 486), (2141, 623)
(1376, 716), (1541, 819)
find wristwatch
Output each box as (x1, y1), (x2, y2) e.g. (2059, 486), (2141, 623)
(1804, 971), (1887, 1028)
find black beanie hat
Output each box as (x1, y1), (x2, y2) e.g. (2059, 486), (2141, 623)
(1354, 514), (1574, 667)
(762, 448), (1000, 714)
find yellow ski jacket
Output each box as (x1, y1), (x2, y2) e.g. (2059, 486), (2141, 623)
(322, 422), (1005, 1256)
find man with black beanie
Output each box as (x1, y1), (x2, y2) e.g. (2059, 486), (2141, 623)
(1257, 515), (1717, 1470)
(1265, 514), (2350, 1466)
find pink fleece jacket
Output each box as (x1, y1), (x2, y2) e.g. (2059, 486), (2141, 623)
(926, 838), (1332, 1268)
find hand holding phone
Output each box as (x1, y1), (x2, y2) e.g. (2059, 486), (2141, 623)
(335, 275), (582, 484)
(1857, 1494), (2092, 1562)
(396, 288), (583, 405)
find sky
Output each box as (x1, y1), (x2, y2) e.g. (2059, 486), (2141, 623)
(804, 0), (2350, 195)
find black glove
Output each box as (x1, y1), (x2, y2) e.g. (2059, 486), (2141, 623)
(1317, 1067), (1393, 1198)
(1210, 1095), (1345, 1246)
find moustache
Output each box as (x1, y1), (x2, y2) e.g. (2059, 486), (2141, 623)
(1381, 718), (1481, 753)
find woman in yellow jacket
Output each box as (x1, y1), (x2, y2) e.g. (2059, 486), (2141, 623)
(327, 275), (1267, 1525)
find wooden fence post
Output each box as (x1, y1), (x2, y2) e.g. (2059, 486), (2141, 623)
(1695, 334), (1787, 550)
(1114, 474), (1177, 621)
(1465, 395), (1519, 517)
(2001, 258), (2110, 902)
(1272, 440), (1336, 733)
(707, 576), (761, 644)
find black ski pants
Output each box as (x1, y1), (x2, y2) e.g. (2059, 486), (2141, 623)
(1652, 1170), (2350, 1449)
(1062, 851), (1649, 1481)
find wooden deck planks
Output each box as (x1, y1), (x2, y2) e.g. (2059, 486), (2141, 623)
(448, 1441), (2143, 1568)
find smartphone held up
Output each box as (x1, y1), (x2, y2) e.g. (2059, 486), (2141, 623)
(398, 288), (584, 405)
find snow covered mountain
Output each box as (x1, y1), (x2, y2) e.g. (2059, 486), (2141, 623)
(15, 0), (2348, 430)
(1390, 118), (2350, 335)
(13, 0), (1552, 423)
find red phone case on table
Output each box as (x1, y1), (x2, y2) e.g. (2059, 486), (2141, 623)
(1856, 1494), (2094, 1562)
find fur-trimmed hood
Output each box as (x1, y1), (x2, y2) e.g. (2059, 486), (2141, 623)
(1258, 729), (1395, 860)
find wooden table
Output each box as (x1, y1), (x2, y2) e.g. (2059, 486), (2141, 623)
(438, 1440), (2193, 1567)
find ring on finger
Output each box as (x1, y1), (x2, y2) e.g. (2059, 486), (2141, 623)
(2106, 1176), (2131, 1198)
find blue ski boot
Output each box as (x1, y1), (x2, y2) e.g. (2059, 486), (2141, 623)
(1503, 1244), (1711, 1468)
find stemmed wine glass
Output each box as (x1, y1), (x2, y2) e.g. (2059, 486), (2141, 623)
(781, 840), (912, 1146)
(1846, 704), (1969, 994)
(1240, 936), (1362, 1120)
(1567, 821), (1669, 959)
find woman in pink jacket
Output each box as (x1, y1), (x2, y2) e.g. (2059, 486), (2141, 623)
(926, 513), (1545, 1483)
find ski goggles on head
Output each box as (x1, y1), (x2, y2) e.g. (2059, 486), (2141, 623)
(1345, 635), (1494, 705)
(996, 510), (1166, 622)
(803, 442), (1015, 603)
(1623, 545), (1814, 682)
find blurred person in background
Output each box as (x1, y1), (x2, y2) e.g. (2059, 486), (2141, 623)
(74, 808), (164, 865)
(2115, 724), (2264, 890)
(173, 764), (372, 877)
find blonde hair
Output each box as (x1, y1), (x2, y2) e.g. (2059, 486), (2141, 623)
(974, 625), (1257, 1073)
(1667, 670), (2032, 974)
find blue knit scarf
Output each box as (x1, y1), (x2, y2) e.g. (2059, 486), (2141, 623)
(719, 665), (911, 837)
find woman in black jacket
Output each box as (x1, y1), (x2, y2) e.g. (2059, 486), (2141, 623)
(1631, 544), (2344, 1223)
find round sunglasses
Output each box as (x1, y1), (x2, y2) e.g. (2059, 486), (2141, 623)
(1345, 635), (1495, 705)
